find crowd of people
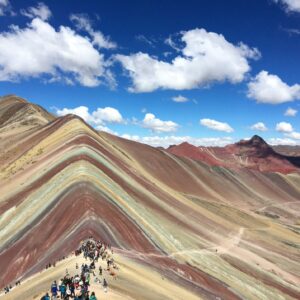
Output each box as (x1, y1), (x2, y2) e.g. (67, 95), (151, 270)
(40, 238), (118, 300)
(2, 238), (118, 299)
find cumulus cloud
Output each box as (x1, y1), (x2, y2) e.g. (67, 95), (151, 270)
(121, 134), (233, 148)
(247, 71), (300, 104)
(0, 0), (10, 16)
(142, 113), (179, 133)
(70, 13), (116, 49)
(200, 118), (234, 133)
(276, 121), (294, 133)
(284, 107), (298, 116)
(268, 137), (300, 145)
(91, 107), (123, 124)
(0, 18), (110, 86)
(171, 95), (189, 102)
(286, 131), (300, 139)
(56, 106), (91, 121)
(55, 106), (123, 129)
(274, 0), (300, 13)
(250, 122), (268, 131)
(21, 2), (52, 21)
(116, 28), (260, 92)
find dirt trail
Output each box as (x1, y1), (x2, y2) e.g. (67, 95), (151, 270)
(117, 227), (245, 260)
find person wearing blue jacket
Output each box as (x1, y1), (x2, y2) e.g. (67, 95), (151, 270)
(60, 282), (67, 298)
(40, 292), (50, 300)
(51, 281), (58, 299)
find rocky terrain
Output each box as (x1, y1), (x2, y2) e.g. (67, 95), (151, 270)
(0, 95), (300, 299)
(273, 145), (300, 157)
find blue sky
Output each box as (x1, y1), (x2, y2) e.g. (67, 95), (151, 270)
(0, 0), (300, 147)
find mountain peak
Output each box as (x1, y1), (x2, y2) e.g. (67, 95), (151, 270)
(236, 135), (269, 149)
(249, 135), (268, 145)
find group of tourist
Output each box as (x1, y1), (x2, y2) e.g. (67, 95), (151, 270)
(2, 238), (118, 299)
(39, 238), (118, 300)
(3, 280), (21, 294)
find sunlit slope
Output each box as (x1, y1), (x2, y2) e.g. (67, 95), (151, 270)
(0, 100), (299, 299)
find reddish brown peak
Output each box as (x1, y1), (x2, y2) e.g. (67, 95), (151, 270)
(179, 141), (193, 146)
(167, 141), (223, 166)
(167, 142), (195, 150)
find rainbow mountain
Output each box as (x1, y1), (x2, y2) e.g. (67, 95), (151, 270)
(0, 95), (300, 299)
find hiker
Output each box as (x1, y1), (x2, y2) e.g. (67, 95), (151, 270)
(59, 281), (66, 298)
(51, 281), (58, 299)
(41, 292), (50, 300)
(69, 281), (75, 296)
(74, 286), (82, 299)
(109, 268), (117, 280)
(65, 289), (72, 299)
(90, 291), (97, 300)
(103, 278), (108, 293)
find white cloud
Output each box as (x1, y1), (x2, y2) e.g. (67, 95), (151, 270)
(142, 113), (179, 133)
(200, 118), (234, 133)
(56, 106), (91, 121)
(121, 134), (233, 148)
(91, 107), (123, 125)
(116, 28), (260, 92)
(247, 71), (300, 104)
(94, 124), (117, 134)
(0, 18), (109, 86)
(274, 0), (300, 13)
(0, 0), (10, 16)
(21, 2), (52, 21)
(55, 106), (123, 128)
(250, 122), (268, 131)
(286, 131), (300, 139)
(70, 14), (116, 49)
(268, 137), (300, 145)
(284, 107), (298, 116)
(276, 121), (294, 133)
(171, 95), (189, 102)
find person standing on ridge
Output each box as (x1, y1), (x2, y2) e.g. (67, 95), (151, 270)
(103, 278), (108, 293)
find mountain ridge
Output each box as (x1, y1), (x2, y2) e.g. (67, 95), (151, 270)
(167, 135), (300, 173)
(0, 96), (300, 299)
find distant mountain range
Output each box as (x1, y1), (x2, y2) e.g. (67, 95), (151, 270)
(167, 135), (300, 173)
